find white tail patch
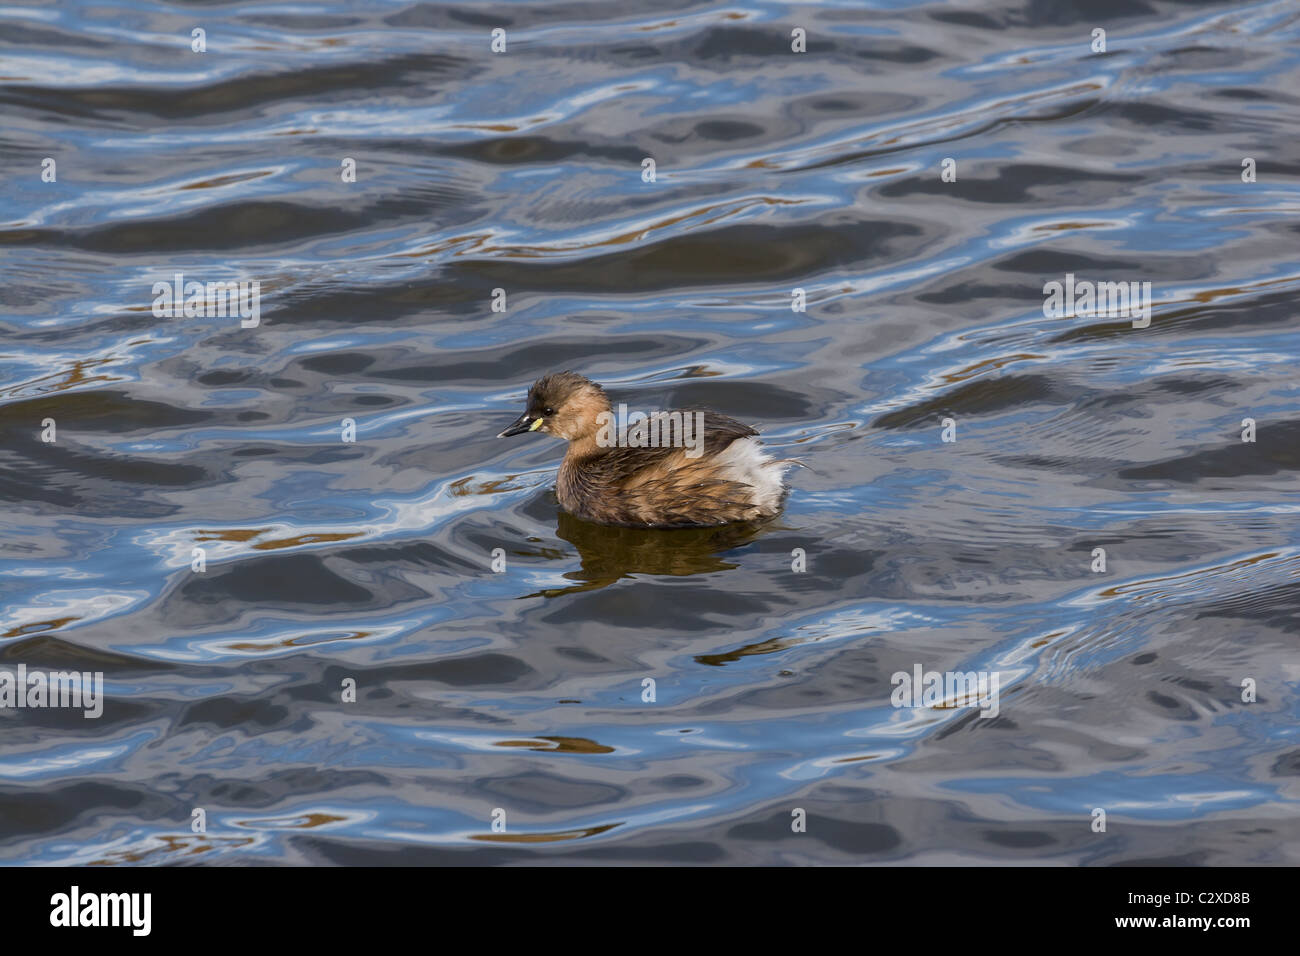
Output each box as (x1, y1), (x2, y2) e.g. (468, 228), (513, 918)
(715, 437), (791, 512)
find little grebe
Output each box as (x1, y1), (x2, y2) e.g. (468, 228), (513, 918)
(498, 371), (796, 528)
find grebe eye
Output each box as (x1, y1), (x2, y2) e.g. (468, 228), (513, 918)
(543, 407), (555, 416)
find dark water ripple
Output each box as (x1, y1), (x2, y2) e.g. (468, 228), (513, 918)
(1, 0), (1298, 864)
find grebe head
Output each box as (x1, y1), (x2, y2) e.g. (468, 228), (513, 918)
(497, 371), (611, 442)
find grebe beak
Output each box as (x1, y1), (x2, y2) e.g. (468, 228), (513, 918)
(498, 413), (544, 438)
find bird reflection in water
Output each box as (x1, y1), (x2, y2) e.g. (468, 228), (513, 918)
(524, 509), (778, 597)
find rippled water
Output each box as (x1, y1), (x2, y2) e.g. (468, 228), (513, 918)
(2, 0), (1298, 865)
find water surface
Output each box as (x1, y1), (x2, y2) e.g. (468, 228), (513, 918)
(2, 0), (1298, 865)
